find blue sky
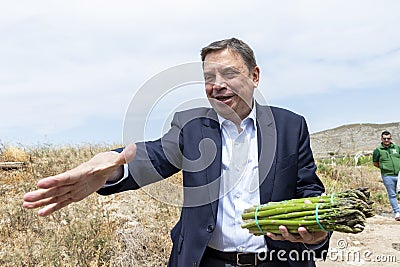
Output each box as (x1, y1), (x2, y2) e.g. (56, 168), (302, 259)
(1, 0), (399, 145)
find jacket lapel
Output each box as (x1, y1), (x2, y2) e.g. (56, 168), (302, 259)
(256, 103), (277, 204)
(200, 104), (277, 217)
(201, 109), (222, 220)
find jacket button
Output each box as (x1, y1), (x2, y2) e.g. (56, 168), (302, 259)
(207, 224), (215, 233)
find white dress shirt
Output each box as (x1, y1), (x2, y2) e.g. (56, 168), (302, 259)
(207, 106), (267, 253)
(104, 107), (328, 254)
(105, 107), (267, 253)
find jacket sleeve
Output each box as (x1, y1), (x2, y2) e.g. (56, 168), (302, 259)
(372, 148), (380, 163)
(296, 117), (325, 198)
(97, 113), (183, 195)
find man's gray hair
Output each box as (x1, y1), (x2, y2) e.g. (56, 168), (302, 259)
(200, 38), (257, 72)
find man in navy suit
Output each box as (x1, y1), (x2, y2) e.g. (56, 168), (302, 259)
(23, 38), (330, 266)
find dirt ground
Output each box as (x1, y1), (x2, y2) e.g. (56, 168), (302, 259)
(107, 189), (400, 266)
(317, 214), (400, 266)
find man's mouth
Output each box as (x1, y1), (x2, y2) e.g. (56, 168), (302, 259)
(214, 94), (234, 103)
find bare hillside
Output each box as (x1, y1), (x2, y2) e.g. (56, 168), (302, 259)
(310, 122), (400, 159)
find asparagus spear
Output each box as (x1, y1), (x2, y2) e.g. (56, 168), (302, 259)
(241, 188), (374, 235)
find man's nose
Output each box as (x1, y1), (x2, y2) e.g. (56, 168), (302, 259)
(212, 73), (227, 90)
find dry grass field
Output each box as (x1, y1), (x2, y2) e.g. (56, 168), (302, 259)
(0, 143), (396, 266)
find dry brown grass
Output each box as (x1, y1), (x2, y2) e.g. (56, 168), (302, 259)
(0, 144), (122, 266)
(0, 144), (393, 266)
(0, 143), (181, 267)
(316, 156), (391, 213)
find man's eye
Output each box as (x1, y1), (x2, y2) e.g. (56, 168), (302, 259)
(223, 72), (238, 79)
(204, 76), (215, 83)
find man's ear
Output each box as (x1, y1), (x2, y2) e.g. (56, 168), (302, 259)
(252, 66), (260, 87)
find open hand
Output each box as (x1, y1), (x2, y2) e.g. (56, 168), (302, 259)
(23, 144), (136, 216)
(265, 199), (328, 244)
(266, 226), (328, 244)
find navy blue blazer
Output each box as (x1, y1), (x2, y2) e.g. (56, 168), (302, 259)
(98, 103), (329, 267)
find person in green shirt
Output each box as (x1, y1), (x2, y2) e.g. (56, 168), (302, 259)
(373, 130), (400, 221)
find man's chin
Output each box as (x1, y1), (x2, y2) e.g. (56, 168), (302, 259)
(213, 104), (240, 120)
(208, 99), (238, 119)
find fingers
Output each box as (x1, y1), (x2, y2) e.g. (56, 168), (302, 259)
(297, 227), (314, 243)
(267, 226), (297, 241)
(266, 232), (288, 241)
(37, 199), (74, 217)
(23, 184), (74, 203)
(37, 168), (81, 189)
(279, 226), (302, 242)
(39, 184), (97, 215)
(23, 178), (93, 208)
(23, 190), (72, 210)
(266, 231), (282, 241)
(23, 181), (94, 216)
(298, 227), (328, 244)
(267, 226), (328, 244)
(23, 184), (75, 211)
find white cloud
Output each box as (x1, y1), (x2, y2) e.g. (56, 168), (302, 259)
(0, 0), (399, 143)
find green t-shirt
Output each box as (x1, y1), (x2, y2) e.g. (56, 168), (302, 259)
(373, 143), (400, 176)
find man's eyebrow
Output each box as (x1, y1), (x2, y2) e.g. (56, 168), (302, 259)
(220, 66), (241, 73)
(203, 70), (214, 76)
(203, 65), (242, 76)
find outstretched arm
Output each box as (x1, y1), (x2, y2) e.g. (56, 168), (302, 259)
(23, 143), (137, 216)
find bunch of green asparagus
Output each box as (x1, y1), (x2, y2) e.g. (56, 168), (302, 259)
(241, 188), (374, 235)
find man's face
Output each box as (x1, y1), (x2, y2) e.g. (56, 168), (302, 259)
(381, 134), (392, 147)
(203, 49), (259, 121)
